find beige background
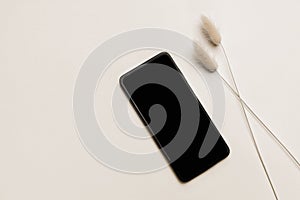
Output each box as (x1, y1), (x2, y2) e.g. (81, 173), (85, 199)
(1, 0), (299, 199)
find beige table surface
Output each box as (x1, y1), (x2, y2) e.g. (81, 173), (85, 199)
(1, 0), (299, 199)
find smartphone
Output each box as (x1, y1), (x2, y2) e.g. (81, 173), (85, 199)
(119, 52), (229, 182)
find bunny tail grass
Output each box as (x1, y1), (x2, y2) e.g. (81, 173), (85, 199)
(193, 41), (218, 72)
(201, 15), (221, 46)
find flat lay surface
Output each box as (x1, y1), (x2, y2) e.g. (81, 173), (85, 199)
(1, 0), (299, 199)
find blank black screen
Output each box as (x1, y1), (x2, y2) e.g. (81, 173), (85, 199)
(119, 52), (230, 182)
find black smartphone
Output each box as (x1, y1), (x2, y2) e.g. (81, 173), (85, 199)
(119, 52), (229, 182)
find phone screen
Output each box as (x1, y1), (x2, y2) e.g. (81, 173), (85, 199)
(119, 52), (229, 182)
